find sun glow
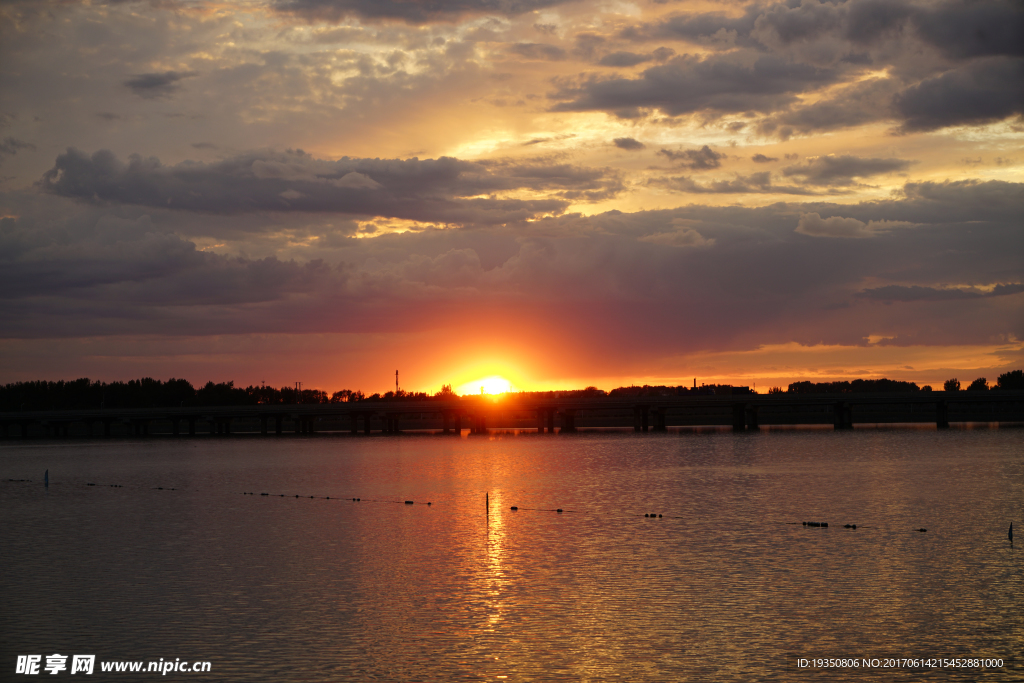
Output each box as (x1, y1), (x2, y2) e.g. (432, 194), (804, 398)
(457, 376), (514, 395)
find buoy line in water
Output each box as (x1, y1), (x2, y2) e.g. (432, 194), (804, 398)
(4, 479), (977, 536)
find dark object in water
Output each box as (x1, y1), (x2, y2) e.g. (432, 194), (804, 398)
(44, 470), (48, 488)
(556, 509), (563, 513)
(918, 528), (927, 532)
(510, 506), (518, 511)
(1009, 522), (1013, 542)
(405, 500), (414, 505)
(804, 521), (828, 527)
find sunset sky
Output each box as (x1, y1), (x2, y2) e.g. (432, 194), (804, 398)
(1, 0), (1021, 394)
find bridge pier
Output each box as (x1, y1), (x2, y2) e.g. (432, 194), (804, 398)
(935, 400), (949, 429)
(745, 405), (759, 430)
(634, 406), (649, 432)
(470, 413), (487, 434)
(560, 409), (577, 433)
(442, 410), (460, 435)
(732, 403), (746, 432)
(260, 416), (268, 435)
(833, 402), (853, 430)
(651, 408), (667, 432)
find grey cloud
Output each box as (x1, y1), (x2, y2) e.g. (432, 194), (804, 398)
(782, 155), (913, 186)
(0, 137), (35, 162)
(760, 76), (901, 137)
(123, 70), (197, 99)
(894, 58), (1024, 132)
(751, 153), (777, 163)
(912, 0), (1024, 59)
(550, 54), (835, 118)
(38, 148), (621, 224)
(613, 137), (645, 150)
(659, 145), (724, 170)
(3, 176), (1021, 351)
(653, 172), (814, 195)
(639, 0), (1022, 59)
(274, 0), (570, 23)
(599, 51), (653, 67)
(857, 283), (1024, 302)
(509, 42), (567, 61)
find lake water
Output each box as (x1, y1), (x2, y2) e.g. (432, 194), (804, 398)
(2, 427), (1021, 681)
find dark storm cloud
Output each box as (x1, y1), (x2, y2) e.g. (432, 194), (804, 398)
(273, 0), (571, 24)
(549, 54), (835, 118)
(634, 0), (1022, 58)
(613, 137), (645, 150)
(3, 176), (1021, 348)
(857, 283), (1024, 302)
(37, 148), (621, 223)
(123, 70), (197, 99)
(912, 0), (1024, 59)
(613, 1), (1023, 132)
(893, 58), (1024, 132)
(782, 155), (913, 186)
(659, 145), (724, 170)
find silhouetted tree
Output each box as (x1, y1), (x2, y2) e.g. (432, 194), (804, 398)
(768, 386), (784, 394)
(996, 369), (1024, 390)
(944, 378), (961, 392)
(966, 377), (988, 391)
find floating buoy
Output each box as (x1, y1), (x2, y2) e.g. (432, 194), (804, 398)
(658, 514), (662, 518)
(405, 500), (414, 505)
(510, 506), (518, 511)
(427, 502), (431, 506)
(295, 494), (300, 498)
(918, 528), (927, 532)
(556, 509), (563, 513)
(644, 513), (649, 518)
(261, 493), (268, 496)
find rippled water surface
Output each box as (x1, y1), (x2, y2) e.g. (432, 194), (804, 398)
(2, 428), (1022, 681)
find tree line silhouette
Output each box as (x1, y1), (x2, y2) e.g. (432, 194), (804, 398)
(1, 371), (1020, 412)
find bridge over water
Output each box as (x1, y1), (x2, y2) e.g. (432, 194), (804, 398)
(2, 392), (1022, 438)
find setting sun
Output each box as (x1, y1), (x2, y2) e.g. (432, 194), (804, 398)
(457, 376), (514, 396)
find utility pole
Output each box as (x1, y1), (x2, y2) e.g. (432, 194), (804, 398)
(395, 370), (399, 394)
